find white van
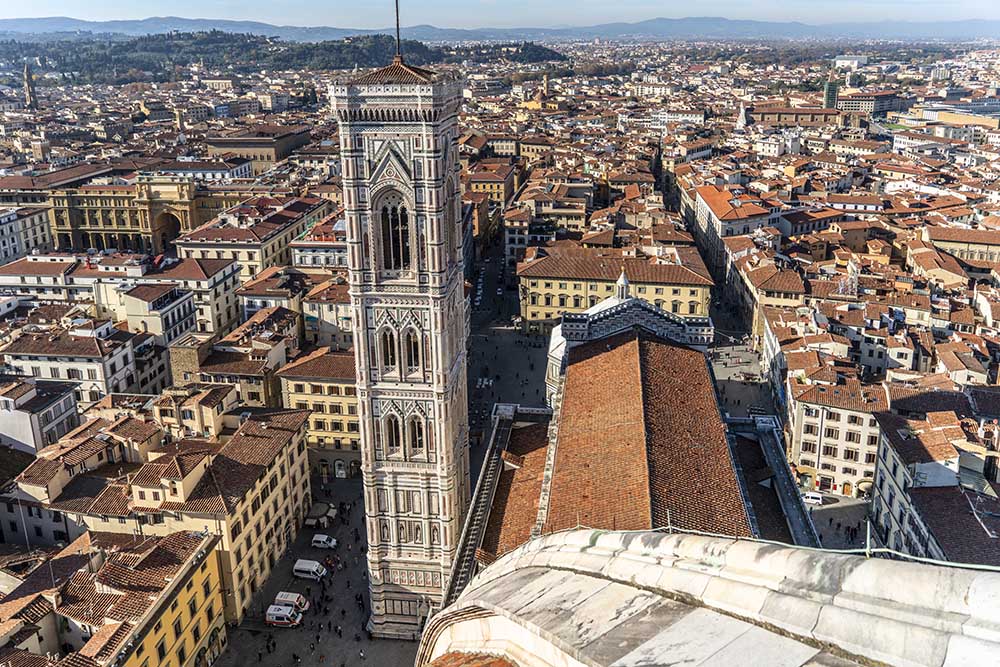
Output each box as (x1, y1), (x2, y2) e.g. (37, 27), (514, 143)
(292, 559), (327, 581)
(802, 491), (824, 506)
(311, 534), (337, 549)
(274, 591), (310, 612)
(265, 604), (302, 627)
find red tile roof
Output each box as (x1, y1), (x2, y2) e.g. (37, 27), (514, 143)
(543, 331), (752, 536)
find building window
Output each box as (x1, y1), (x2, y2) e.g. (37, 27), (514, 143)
(380, 329), (397, 369)
(408, 418), (424, 454)
(379, 196), (410, 271)
(385, 415), (401, 455)
(405, 329), (421, 371)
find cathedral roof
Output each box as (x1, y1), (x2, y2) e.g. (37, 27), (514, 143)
(351, 55), (438, 86)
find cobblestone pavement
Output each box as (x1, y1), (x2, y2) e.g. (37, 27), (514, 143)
(213, 479), (418, 667)
(807, 493), (871, 549)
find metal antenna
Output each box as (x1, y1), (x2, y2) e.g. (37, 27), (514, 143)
(395, 0), (402, 61)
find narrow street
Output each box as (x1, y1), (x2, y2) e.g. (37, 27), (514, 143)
(465, 241), (548, 485)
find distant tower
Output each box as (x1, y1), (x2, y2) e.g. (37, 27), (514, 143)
(23, 62), (37, 111)
(329, 0), (470, 640)
(823, 70), (839, 110)
(542, 72), (550, 97)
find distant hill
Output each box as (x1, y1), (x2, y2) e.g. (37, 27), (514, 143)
(0, 15), (999, 42)
(0, 32), (565, 85)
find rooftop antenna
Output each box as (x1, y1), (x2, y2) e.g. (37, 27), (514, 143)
(394, 0), (403, 62)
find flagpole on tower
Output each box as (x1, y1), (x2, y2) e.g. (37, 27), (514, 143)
(395, 0), (402, 61)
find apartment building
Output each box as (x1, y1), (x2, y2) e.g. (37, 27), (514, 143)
(1, 318), (138, 407)
(276, 347), (360, 479)
(152, 384), (239, 440)
(0, 254), (241, 337)
(0, 206), (53, 263)
(176, 197), (329, 281)
(301, 277), (353, 349)
(169, 306), (301, 408)
(0, 377), (80, 454)
(693, 185), (781, 270)
(871, 411), (999, 565)
(517, 248), (713, 333)
(236, 265), (333, 321)
(0, 531), (228, 667)
(2, 407), (312, 623)
(121, 283), (197, 346)
(466, 163), (516, 205)
(290, 209), (348, 269)
(836, 91), (903, 117)
(786, 377), (887, 497)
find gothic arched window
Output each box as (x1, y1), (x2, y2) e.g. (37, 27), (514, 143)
(380, 329), (397, 370)
(408, 418), (425, 454)
(378, 193), (411, 271)
(405, 328), (421, 371)
(385, 415), (401, 455)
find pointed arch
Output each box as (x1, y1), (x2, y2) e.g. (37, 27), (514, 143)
(379, 328), (397, 371)
(404, 327), (422, 372)
(384, 413), (402, 455)
(408, 416), (425, 455)
(374, 190), (411, 272)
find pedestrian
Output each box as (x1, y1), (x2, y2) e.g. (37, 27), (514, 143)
(359, 650), (366, 661)
(309, 643), (315, 653)
(258, 652), (262, 663)
(325, 606), (330, 616)
(354, 634), (360, 643)
(319, 656), (325, 664)
(328, 620), (332, 632)
(346, 579), (351, 589)
(341, 609), (346, 619)
(316, 633), (320, 644)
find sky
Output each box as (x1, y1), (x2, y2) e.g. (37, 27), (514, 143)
(1, 0), (999, 27)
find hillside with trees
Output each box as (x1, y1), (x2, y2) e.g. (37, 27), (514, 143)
(0, 32), (566, 85)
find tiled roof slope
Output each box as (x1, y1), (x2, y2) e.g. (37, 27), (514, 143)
(543, 330), (752, 536)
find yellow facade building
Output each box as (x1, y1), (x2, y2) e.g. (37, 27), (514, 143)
(516, 249), (714, 333)
(277, 347), (361, 480)
(8, 408), (313, 624)
(0, 531), (227, 667)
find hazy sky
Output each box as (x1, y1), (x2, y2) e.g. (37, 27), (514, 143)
(1, 0), (999, 26)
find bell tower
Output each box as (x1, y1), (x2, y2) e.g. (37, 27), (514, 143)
(329, 22), (470, 640)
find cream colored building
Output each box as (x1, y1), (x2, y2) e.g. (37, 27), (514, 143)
(176, 197), (329, 281)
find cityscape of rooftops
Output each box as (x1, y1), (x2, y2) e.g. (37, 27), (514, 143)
(0, 2), (998, 666)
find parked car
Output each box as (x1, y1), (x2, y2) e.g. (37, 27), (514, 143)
(311, 534), (338, 549)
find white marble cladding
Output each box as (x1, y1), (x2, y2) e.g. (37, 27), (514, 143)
(418, 529), (1000, 667)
